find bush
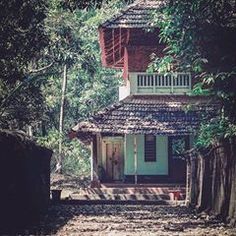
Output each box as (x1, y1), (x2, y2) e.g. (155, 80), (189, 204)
(37, 130), (90, 176)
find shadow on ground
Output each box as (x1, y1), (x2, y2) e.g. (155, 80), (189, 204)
(5, 204), (235, 235)
(51, 174), (90, 190)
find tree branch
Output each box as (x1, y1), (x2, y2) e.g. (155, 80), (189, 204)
(28, 62), (54, 74)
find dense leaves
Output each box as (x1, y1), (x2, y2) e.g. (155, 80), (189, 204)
(0, 77), (45, 129)
(152, 0), (236, 146)
(0, 0), (48, 128)
(36, 0), (125, 174)
(0, 0), (48, 83)
(59, 0), (133, 12)
(155, 0), (236, 224)
(0, 0), (129, 174)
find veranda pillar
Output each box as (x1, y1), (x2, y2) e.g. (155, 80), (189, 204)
(90, 135), (98, 183)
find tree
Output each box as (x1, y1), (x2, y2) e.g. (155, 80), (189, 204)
(0, 0), (128, 175)
(0, 0), (49, 129)
(38, 0), (125, 174)
(152, 0), (236, 224)
(152, 0), (236, 143)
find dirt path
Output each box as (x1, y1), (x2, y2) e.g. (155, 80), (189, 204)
(25, 204), (236, 236)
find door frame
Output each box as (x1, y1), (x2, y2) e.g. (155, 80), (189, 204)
(102, 137), (124, 181)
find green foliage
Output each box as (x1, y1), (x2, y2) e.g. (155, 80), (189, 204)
(35, 0), (125, 175)
(62, 139), (90, 176)
(191, 82), (211, 96)
(58, 0), (133, 12)
(148, 55), (174, 73)
(0, 0), (48, 129)
(0, 76), (45, 129)
(196, 117), (236, 148)
(172, 138), (186, 155)
(152, 0), (236, 147)
(37, 130), (90, 175)
(152, 0), (236, 72)
(0, 0), (48, 83)
(0, 0), (128, 176)
(40, 1), (124, 131)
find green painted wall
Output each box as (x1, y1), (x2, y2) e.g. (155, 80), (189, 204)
(124, 134), (168, 175)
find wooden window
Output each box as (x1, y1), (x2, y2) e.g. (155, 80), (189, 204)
(144, 135), (156, 162)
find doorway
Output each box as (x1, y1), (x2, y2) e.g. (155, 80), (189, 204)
(104, 138), (124, 181)
(168, 136), (189, 182)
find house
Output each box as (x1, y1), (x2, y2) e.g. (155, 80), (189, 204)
(70, 1), (219, 185)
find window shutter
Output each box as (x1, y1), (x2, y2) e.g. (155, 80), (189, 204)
(145, 135), (156, 162)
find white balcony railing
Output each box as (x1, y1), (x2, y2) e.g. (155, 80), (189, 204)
(135, 73), (191, 94)
(118, 72), (192, 100)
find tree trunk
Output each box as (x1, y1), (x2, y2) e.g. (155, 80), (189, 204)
(196, 153), (212, 212)
(187, 138), (236, 224)
(185, 156), (191, 206)
(57, 64), (67, 173)
(228, 137), (236, 226)
(189, 153), (198, 206)
(27, 125), (33, 137)
(211, 143), (228, 218)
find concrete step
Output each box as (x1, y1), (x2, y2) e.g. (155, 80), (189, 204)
(58, 199), (183, 205)
(69, 189), (186, 201)
(74, 187), (186, 196)
(101, 183), (185, 188)
(58, 186), (186, 203)
(69, 193), (175, 201)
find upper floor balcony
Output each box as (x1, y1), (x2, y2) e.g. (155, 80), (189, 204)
(119, 72), (192, 100)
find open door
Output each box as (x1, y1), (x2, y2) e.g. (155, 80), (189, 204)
(168, 136), (189, 183)
(105, 138), (124, 181)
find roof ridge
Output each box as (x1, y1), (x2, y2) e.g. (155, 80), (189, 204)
(92, 100), (125, 118)
(90, 95), (137, 120)
(99, 0), (163, 29)
(99, 1), (138, 28)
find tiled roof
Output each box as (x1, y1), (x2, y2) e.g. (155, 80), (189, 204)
(72, 95), (220, 137)
(100, 0), (164, 29)
(100, 0), (236, 29)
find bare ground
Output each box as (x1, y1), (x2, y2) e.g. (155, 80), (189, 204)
(21, 204), (235, 236)
(51, 173), (90, 190)
(24, 174), (234, 236)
